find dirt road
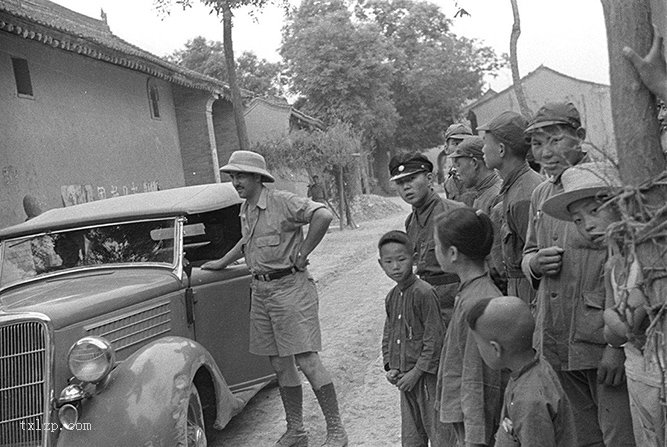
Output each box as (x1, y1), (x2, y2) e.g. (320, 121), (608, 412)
(210, 199), (411, 446)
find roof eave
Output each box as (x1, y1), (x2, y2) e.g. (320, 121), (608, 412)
(0, 8), (231, 97)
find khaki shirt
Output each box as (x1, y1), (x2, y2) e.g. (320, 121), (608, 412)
(382, 275), (444, 374)
(522, 174), (607, 371)
(240, 186), (324, 274)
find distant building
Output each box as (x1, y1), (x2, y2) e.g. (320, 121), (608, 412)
(237, 96), (324, 195)
(465, 65), (616, 162)
(244, 96), (324, 145)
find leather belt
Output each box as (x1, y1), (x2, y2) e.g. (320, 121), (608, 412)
(420, 272), (459, 286)
(253, 266), (298, 281)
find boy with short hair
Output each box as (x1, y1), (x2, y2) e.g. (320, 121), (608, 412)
(467, 295), (577, 446)
(378, 230), (446, 447)
(542, 162), (663, 447)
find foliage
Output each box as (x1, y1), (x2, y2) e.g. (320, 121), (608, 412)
(166, 37), (227, 79)
(253, 122), (365, 173)
(356, 0), (504, 150)
(167, 37), (286, 97)
(281, 0), (398, 144)
(281, 0), (503, 152)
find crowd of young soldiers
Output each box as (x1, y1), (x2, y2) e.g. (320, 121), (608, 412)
(383, 98), (666, 446)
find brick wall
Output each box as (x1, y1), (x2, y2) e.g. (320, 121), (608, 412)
(173, 85), (219, 186)
(212, 99), (240, 176)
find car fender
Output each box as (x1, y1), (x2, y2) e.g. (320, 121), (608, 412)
(56, 336), (244, 446)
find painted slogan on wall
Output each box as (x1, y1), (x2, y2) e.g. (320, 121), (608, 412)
(61, 181), (160, 207)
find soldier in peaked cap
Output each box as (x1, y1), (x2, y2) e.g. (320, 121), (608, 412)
(203, 150), (347, 447)
(480, 111), (543, 305)
(389, 152), (463, 328)
(521, 103), (635, 447)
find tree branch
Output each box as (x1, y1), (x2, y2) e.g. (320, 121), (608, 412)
(509, 0), (531, 118)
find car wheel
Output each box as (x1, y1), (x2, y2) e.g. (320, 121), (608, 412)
(187, 385), (207, 447)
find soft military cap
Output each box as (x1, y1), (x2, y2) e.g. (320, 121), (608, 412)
(478, 111), (529, 150)
(449, 135), (485, 159)
(444, 123), (473, 141)
(388, 153), (434, 182)
(525, 102), (581, 133)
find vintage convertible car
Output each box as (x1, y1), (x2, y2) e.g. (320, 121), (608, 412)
(0, 183), (275, 447)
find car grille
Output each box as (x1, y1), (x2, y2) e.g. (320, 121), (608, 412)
(0, 319), (48, 447)
(86, 301), (171, 361)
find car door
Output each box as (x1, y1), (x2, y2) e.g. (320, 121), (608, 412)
(190, 266), (273, 391)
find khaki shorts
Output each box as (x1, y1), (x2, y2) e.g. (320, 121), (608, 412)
(249, 270), (322, 357)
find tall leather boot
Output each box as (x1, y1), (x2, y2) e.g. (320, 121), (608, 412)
(275, 385), (308, 447)
(313, 383), (348, 447)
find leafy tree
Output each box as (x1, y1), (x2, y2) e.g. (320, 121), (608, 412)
(168, 37), (286, 97)
(237, 52), (287, 97)
(167, 36), (228, 80)
(356, 0), (504, 150)
(281, 0), (398, 144)
(254, 122), (366, 228)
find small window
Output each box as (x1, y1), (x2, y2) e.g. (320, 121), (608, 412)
(147, 78), (160, 119)
(11, 57), (33, 97)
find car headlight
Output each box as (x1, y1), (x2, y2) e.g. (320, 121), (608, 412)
(67, 336), (115, 383)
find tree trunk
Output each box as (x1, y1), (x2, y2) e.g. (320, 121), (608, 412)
(601, 0), (665, 184)
(509, 0), (531, 118)
(343, 186), (358, 229)
(338, 166), (345, 231)
(222, 2), (251, 151)
(649, 0), (666, 44)
(347, 156), (363, 197)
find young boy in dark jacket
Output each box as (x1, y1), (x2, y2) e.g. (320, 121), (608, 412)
(379, 230), (446, 446)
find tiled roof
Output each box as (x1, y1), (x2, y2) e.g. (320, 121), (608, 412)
(0, 0), (232, 96)
(246, 97), (325, 130)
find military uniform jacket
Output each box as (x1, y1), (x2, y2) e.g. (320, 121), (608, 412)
(500, 163), (543, 278)
(521, 172), (607, 371)
(472, 171), (502, 215)
(405, 190), (462, 281)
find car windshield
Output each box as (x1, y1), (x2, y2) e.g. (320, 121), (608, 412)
(0, 219), (176, 287)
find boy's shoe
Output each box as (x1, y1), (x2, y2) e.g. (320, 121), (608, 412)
(321, 430), (348, 447)
(274, 428), (308, 447)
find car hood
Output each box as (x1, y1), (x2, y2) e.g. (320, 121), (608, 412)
(0, 269), (181, 329)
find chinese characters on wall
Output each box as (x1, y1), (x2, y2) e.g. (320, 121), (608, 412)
(60, 181), (160, 207)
